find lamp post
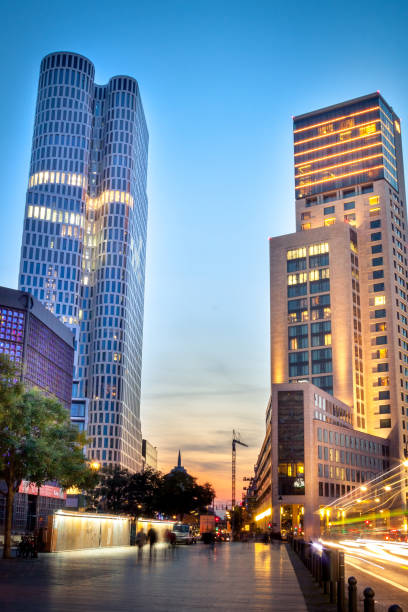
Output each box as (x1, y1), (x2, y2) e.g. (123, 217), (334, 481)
(89, 460), (101, 472)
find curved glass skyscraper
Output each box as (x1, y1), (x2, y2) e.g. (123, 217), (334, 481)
(19, 52), (149, 471)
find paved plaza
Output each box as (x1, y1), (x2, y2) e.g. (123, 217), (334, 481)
(0, 542), (310, 611)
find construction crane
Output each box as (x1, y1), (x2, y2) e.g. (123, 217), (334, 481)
(232, 430), (248, 509)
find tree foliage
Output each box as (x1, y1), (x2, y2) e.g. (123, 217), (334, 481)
(0, 355), (96, 558)
(157, 472), (215, 519)
(93, 466), (215, 520)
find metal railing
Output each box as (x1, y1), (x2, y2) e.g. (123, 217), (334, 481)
(288, 536), (403, 612)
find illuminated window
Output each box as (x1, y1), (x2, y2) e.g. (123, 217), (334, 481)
(377, 348), (388, 359)
(359, 123), (376, 136)
(340, 118), (355, 129)
(27, 206), (84, 227)
(369, 196), (380, 206)
(339, 130), (352, 141)
(378, 376), (389, 387)
(318, 123), (334, 135)
(28, 171), (86, 189)
(309, 242), (329, 256)
(288, 272), (307, 285)
(375, 322), (386, 333)
(309, 268), (329, 281)
(374, 296), (386, 306)
(344, 213), (356, 225)
(298, 165), (311, 175)
(369, 208), (380, 216)
(302, 223), (311, 231)
(301, 212), (311, 220)
(287, 247), (306, 260)
(324, 218), (335, 226)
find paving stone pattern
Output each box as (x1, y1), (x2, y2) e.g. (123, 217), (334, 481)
(0, 542), (308, 611)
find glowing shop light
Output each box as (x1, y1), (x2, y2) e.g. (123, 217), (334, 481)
(255, 508), (272, 522)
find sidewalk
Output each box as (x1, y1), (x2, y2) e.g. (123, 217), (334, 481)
(0, 542), (309, 611)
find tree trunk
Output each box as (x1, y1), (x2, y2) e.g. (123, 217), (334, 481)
(3, 481), (15, 559)
(36, 485), (41, 531)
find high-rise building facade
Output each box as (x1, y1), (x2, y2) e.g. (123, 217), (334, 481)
(270, 223), (361, 410)
(253, 93), (408, 537)
(292, 92), (407, 460)
(18, 52), (149, 471)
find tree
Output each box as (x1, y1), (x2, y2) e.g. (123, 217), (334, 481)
(0, 357), (96, 558)
(126, 467), (163, 518)
(230, 505), (245, 537)
(158, 471), (215, 520)
(92, 466), (131, 514)
(25, 397), (98, 527)
(93, 466), (163, 517)
(89, 464), (216, 522)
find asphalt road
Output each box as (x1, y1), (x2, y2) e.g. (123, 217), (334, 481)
(345, 554), (408, 611)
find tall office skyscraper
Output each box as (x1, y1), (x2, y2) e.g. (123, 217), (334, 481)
(18, 52), (149, 471)
(252, 93), (407, 538)
(270, 92), (407, 461)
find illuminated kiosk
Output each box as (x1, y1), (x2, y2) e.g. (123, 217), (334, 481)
(47, 510), (175, 551)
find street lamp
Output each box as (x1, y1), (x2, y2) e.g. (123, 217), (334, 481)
(90, 461), (101, 471)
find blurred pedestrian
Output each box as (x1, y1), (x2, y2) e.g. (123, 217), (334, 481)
(147, 526), (157, 555)
(135, 528), (146, 555)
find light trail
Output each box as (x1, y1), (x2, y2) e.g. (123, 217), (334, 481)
(345, 554), (384, 570)
(346, 559), (408, 594)
(320, 538), (408, 567)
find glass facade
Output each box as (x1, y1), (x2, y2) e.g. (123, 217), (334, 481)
(294, 94), (398, 199)
(287, 241), (335, 395)
(0, 288), (74, 410)
(0, 307), (24, 364)
(18, 52), (149, 471)
(278, 391), (305, 495)
(316, 421), (390, 498)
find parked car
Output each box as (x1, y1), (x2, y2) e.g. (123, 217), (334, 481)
(172, 523), (195, 544)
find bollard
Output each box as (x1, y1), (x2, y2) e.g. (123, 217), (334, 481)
(304, 542), (311, 570)
(337, 551), (345, 612)
(322, 549), (330, 595)
(363, 587), (375, 612)
(388, 607), (403, 612)
(348, 577), (357, 612)
(329, 548), (338, 604)
(317, 554), (321, 585)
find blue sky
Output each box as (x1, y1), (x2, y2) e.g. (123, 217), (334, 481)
(1, 0), (408, 502)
